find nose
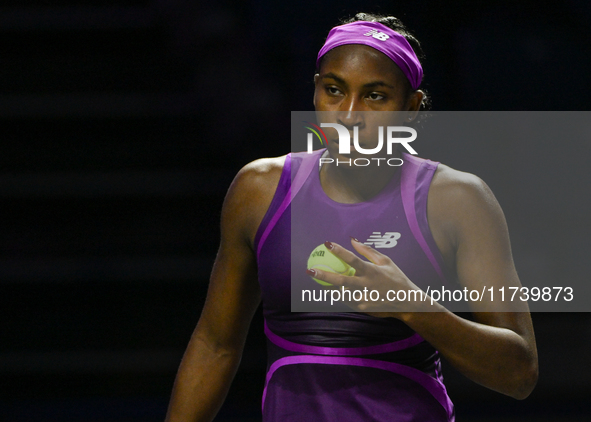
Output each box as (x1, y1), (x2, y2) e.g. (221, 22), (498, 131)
(336, 96), (365, 130)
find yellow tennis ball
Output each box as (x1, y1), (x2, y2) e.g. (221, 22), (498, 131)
(307, 243), (356, 286)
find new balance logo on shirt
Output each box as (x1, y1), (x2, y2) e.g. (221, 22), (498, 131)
(363, 29), (390, 41)
(364, 232), (401, 248)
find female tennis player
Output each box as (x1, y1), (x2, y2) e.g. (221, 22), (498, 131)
(165, 13), (538, 422)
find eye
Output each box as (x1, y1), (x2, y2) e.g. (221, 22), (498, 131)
(326, 86), (343, 96)
(368, 92), (385, 101)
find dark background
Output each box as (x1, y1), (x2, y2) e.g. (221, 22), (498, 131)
(1, 0), (590, 421)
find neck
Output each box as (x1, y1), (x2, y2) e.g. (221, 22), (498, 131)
(319, 151), (401, 203)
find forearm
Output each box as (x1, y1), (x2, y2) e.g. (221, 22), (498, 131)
(400, 308), (538, 399)
(165, 334), (243, 422)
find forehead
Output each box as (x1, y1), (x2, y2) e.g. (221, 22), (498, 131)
(319, 44), (406, 87)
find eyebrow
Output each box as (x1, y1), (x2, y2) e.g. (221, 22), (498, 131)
(321, 72), (396, 90)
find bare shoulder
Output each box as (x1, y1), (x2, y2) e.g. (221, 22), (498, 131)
(228, 155), (287, 207)
(427, 164), (507, 268)
(235, 155), (287, 187)
(429, 163), (501, 218)
(431, 163), (489, 195)
(222, 155), (288, 247)
(427, 163), (508, 268)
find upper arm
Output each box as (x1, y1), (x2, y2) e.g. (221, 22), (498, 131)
(446, 174), (520, 300)
(195, 157), (285, 352)
(429, 167), (535, 334)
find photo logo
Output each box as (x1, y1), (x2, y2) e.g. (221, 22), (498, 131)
(303, 121), (328, 148)
(304, 122), (418, 167)
(325, 123), (417, 155)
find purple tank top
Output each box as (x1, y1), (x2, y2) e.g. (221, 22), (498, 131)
(254, 149), (455, 421)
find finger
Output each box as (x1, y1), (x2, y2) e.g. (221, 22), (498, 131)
(323, 241), (368, 271)
(306, 268), (365, 290)
(350, 237), (392, 266)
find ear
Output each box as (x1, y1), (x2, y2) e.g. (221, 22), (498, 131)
(405, 90), (424, 122)
(313, 73), (320, 108)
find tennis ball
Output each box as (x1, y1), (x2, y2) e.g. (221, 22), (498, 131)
(307, 243), (356, 286)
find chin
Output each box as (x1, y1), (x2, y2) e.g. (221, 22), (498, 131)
(324, 151), (368, 170)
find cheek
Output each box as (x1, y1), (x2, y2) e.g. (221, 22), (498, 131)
(313, 89), (333, 111)
(357, 127), (383, 150)
(313, 87), (319, 107)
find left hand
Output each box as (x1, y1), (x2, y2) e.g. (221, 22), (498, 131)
(307, 238), (432, 317)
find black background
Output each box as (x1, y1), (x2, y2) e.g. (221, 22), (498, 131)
(1, 0), (590, 421)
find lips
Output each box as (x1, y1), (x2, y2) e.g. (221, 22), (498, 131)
(329, 138), (369, 148)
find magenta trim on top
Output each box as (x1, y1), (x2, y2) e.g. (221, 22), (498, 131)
(261, 355), (454, 421)
(400, 154), (449, 286)
(265, 320), (424, 356)
(256, 150), (323, 261)
(255, 154), (291, 261)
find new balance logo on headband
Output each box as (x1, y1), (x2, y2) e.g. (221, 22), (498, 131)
(364, 232), (401, 248)
(363, 29), (390, 41)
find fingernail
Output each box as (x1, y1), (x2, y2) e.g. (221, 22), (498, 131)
(324, 241), (334, 250)
(306, 268), (317, 277)
(350, 236), (360, 243)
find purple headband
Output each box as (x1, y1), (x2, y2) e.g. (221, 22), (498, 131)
(316, 21), (423, 90)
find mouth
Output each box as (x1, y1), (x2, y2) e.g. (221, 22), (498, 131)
(327, 139), (354, 150)
(328, 138), (369, 149)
